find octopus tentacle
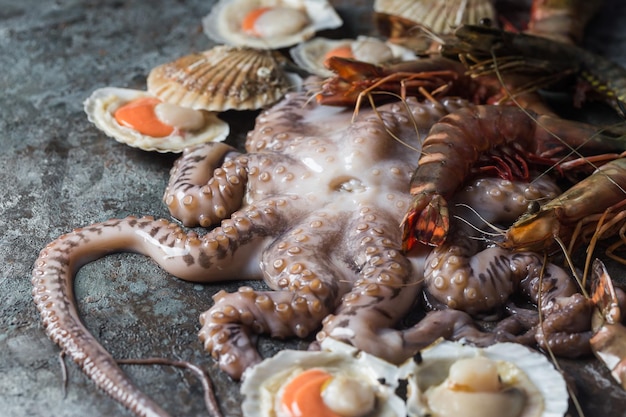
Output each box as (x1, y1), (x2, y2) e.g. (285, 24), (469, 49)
(425, 242), (516, 314)
(403, 309), (534, 352)
(199, 286), (333, 380)
(31, 195), (313, 412)
(199, 209), (353, 379)
(424, 241), (579, 314)
(514, 252), (579, 301)
(423, 175), (570, 315)
(317, 206), (422, 363)
(163, 142), (247, 227)
(31, 217), (188, 417)
(503, 249), (590, 356)
(536, 293), (594, 357)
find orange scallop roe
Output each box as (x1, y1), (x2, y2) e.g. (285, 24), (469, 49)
(241, 7), (271, 36)
(280, 369), (341, 417)
(324, 45), (354, 62)
(114, 97), (174, 138)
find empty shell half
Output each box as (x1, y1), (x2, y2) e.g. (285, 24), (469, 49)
(290, 36), (416, 77)
(202, 0), (343, 49)
(402, 341), (569, 417)
(147, 46), (294, 112)
(84, 87), (229, 153)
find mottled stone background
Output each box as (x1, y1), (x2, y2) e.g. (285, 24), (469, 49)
(1, 0), (625, 416)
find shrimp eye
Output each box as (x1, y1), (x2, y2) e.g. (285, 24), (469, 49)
(527, 201), (541, 214)
(479, 18), (492, 27)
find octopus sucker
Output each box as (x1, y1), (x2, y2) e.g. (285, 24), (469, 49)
(163, 142), (248, 227)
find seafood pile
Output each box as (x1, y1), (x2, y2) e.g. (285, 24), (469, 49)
(31, 0), (626, 416)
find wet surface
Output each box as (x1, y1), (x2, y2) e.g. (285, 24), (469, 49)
(1, 0), (626, 416)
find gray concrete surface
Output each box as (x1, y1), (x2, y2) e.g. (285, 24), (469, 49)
(1, 0), (626, 416)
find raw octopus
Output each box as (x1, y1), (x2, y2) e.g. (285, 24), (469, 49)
(31, 90), (595, 417)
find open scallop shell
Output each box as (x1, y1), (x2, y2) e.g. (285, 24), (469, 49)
(241, 338), (406, 417)
(147, 46), (293, 112)
(374, 0), (496, 34)
(290, 36), (417, 77)
(202, 0), (343, 49)
(84, 87), (229, 153)
(401, 341), (569, 417)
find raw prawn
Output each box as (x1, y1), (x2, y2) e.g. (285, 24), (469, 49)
(316, 52), (558, 116)
(445, 24), (626, 112)
(400, 104), (625, 250)
(589, 258), (626, 389)
(316, 56), (476, 109)
(503, 158), (626, 254)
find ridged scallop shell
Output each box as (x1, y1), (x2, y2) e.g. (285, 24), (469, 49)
(401, 341), (569, 417)
(84, 87), (229, 153)
(241, 338), (406, 417)
(374, 0), (496, 34)
(290, 36), (416, 77)
(202, 0), (343, 49)
(147, 46), (293, 112)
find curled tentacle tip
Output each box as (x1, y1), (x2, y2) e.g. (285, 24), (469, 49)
(221, 350), (263, 381)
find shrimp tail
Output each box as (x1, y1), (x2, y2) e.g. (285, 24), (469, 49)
(401, 192), (449, 250)
(590, 259), (626, 389)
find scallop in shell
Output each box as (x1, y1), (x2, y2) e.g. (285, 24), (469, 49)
(374, 0), (496, 35)
(402, 341), (569, 417)
(202, 0), (343, 49)
(241, 338), (406, 417)
(147, 46), (293, 112)
(84, 87), (229, 153)
(290, 36), (416, 77)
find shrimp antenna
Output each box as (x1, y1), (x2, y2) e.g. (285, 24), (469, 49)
(301, 77), (329, 107)
(354, 90), (422, 153)
(453, 203), (506, 235)
(552, 235), (588, 298)
(410, 23), (447, 46)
